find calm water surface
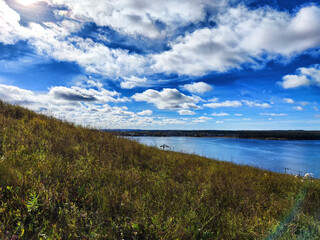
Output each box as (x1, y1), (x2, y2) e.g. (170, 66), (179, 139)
(129, 137), (320, 178)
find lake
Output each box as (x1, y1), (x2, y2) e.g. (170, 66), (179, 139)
(129, 136), (320, 178)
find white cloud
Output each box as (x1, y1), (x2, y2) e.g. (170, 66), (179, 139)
(49, 86), (129, 103)
(225, 117), (252, 122)
(0, 83), (132, 127)
(242, 100), (271, 108)
(280, 64), (320, 89)
(46, 0), (229, 39)
(50, 86), (97, 102)
(0, 84), (38, 103)
(121, 76), (148, 89)
(192, 116), (212, 123)
(0, 2), (148, 78)
(2, 1), (320, 82)
(234, 113), (243, 116)
(178, 110), (196, 115)
(0, 0), (30, 44)
(212, 112), (229, 116)
(137, 110), (153, 116)
(208, 97), (219, 103)
(86, 80), (103, 90)
(0, 81), (128, 107)
(132, 88), (201, 110)
(157, 118), (186, 125)
(153, 5), (320, 75)
(204, 100), (242, 108)
(204, 100), (271, 109)
(216, 121), (224, 124)
(29, 31), (148, 78)
(293, 106), (303, 111)
(283, 98), (294, 104)
(260, 113), (288, 116)
(299, 101), (310, 106)
(182, 82), (213, 94)
(0, 83), (196, 129)
(281, 75), (310, 88)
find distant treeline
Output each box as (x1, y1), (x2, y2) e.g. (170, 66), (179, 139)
(114, 130), (320, 140)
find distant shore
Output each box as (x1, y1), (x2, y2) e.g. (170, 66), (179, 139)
(111, 130), (320, 140)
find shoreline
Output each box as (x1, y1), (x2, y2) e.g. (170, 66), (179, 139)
(111, 129), (320, 140)
(126, 135), (291, 140)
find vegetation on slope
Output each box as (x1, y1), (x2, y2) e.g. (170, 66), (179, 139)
(0, 101), (320, 239)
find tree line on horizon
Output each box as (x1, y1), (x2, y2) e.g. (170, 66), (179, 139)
(115, 130), (320, 140)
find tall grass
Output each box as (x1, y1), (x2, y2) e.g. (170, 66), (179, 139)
(0, 101), (320, 239)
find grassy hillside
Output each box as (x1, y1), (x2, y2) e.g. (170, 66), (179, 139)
(0, 101), (320, 239)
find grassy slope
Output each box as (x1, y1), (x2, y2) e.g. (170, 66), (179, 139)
(0, 101), (320, 239)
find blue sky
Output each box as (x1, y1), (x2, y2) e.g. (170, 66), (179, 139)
(0, 0), (320, 130)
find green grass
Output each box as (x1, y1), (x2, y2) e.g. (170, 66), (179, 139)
(0, 100), (320, 239)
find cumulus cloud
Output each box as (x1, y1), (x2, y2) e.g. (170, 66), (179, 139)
(137, 110), (153, 116)
(242, 100), (271, 108)
(0, 0), (224, 80)
(46, 0), (229, 39)
(49, 86), (129, 103)
(281, 75), (310, 89)
(2, 1), (320, 81)
(283, 98), (294, 104)
(293, 106), (303, 111)
(153, 5), (320, 75)
(0, 1), (148, 78)
(178, 110), (196, 115)
(132, 88), (201, 110)
(211, 112), (229, 116)
(121, 76), (148, 89)
(0, 82), (127, 125)
(182, 82), (213, 94)
(0, 0), (29, 44)
(0, 81), (128, 108)
(280, 64), (320, 88)
(0, 83), (194, 129)
(0, 84), (38, 104)
(208, 97), (219, 103)
(28, 30), (148, 78)
(204, 100), (242, 108)
(156, 118), (186, 125)
(299, 101), (310, 106)
(192, 116), (212, 123)
(86, 80), (103, 90)
(260, 113), (287, 116)
(50, 86), (97, 102)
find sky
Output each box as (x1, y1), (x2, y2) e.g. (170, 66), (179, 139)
(0, 0), (320, 130)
